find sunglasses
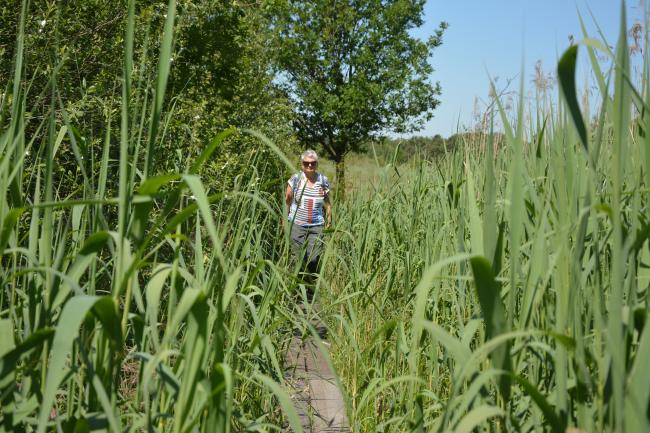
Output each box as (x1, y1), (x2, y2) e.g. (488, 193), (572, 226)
(302, 161), (318, 167)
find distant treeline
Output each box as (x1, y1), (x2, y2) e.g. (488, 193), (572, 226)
(366, 132), (507, 163)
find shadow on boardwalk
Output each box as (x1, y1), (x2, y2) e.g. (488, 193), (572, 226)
(285, 333), (349, 432)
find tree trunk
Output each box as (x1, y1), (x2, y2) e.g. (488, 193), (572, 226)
(335, 156), (345, 199)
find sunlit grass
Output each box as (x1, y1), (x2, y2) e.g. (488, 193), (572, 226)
(323, 3), (650, 432)
(0, 1), (306, 432)
(1, 0), (650, 432)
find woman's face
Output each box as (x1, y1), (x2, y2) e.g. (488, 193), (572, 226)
(302, 157), (318, 175)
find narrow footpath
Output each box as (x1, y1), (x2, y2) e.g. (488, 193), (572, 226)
(285, 334), (349, 432)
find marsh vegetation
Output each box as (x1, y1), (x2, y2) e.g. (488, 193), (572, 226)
(0, 1), (649, 432)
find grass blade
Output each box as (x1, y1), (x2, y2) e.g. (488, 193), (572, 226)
(469, 256), (511, 401)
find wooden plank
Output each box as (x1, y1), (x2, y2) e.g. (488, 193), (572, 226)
(286, 336), (349, 432)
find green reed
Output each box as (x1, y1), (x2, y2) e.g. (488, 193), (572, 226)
(324, 2), (650, 432)
(0, 1), (308, 432)
(2, 0), (650, 432)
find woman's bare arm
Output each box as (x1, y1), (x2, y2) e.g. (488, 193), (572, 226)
(285, 185), (293, 210)
(323, 194), (332, 227)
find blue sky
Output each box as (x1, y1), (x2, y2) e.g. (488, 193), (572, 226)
(415, 0), (644, 137)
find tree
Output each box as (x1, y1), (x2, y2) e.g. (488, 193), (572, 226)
(165, 0), (298, 192)
(1, 0), (295, 196)
(272, 0), (447, 191)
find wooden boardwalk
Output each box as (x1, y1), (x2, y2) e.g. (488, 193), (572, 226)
(285, 335), (349, 432)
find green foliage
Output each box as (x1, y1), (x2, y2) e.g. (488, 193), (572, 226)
(372, 134), (450, 163)
(0, 1), (300, 431)
(271, 0), (446, 187)
(165, 0), (298, 191)
(366, 132), (506, 165)
(4, 0), (650, 432)
(0, 0), (295, 197)
(322, 3), (650, 431)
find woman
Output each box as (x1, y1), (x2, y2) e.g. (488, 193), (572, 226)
(285, 149), (332, 275)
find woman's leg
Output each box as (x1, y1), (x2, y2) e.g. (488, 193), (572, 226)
(305, 225), (324, 274)
(290, 224), (307, 269)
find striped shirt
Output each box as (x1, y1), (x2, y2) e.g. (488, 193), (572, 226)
(287, 172), (330, 227)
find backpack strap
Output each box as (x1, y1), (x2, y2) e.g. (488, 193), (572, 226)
(291, 172), (306, 203)
(291, 173), (299, 193)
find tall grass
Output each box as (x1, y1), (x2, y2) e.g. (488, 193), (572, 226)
(324, 3), (650, 432)
(0, 1), (309, 432)
(2, 0), (650, 432)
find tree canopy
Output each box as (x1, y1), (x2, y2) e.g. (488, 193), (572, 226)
(0, 0), (295, 196)
(2, 0), (448, 196)
(272, 0), (447, 188)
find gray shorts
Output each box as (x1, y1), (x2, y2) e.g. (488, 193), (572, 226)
(290, 224), (325, 266)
